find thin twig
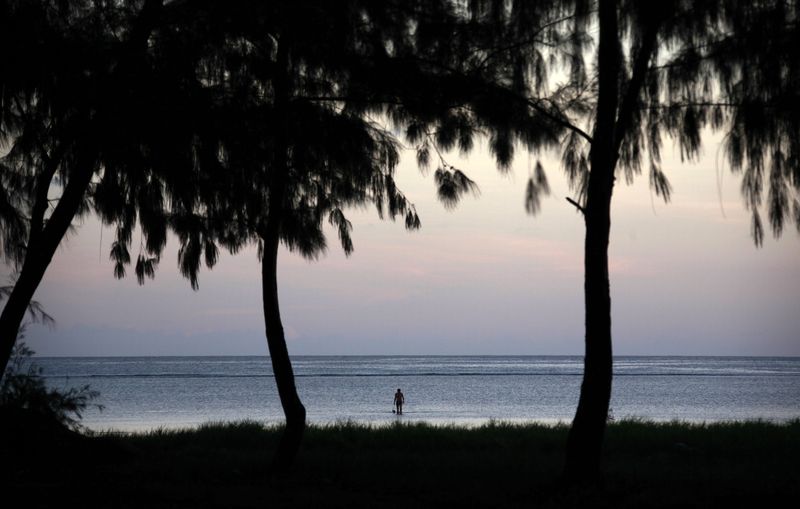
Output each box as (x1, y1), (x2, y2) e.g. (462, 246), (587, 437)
(566, 196), (585, 215)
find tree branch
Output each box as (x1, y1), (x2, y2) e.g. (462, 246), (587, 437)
(28, 143), (65, 247)
(525, 97), (593, 144)
(566, 196), (585, 215)
(474, 12), (583, 69)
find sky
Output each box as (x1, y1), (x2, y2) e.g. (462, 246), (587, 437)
(6, 136), (800, 357)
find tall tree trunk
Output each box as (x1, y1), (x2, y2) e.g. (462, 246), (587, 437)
(565, 0), (619, 480)
(565, 173), (614, 480)
(0, 160), (94, 375)
(260, 228), (306, 473)
(261, 34), (306, 473)
(0, 257), (51, 371)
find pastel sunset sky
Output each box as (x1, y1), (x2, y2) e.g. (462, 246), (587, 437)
(10, 134), (800, 357)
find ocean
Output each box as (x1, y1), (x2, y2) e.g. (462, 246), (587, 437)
(35, 355), (800, 432)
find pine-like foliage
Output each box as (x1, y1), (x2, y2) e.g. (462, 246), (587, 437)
(0, 0), (189, 274)
(343, 1), (798, 247)
(83, 1), (424, 288)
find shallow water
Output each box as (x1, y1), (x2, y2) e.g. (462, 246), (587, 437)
(36, 355), (800, 431)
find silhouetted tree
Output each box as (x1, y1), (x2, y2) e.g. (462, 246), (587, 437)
(205, 3), (421, 472)
(0, 0), (170, 374)
(104, 1), (421, 471)
(548, 0), (796, 479)
(0, 0), (420, 471)
(362, 0), (799, 479)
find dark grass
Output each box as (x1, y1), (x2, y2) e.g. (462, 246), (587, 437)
(4, 419), (799, 508)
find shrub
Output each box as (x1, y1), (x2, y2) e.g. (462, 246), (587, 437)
(0, 327), (102, 431)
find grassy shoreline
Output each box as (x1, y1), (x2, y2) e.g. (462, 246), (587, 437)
(6, 419), (799, 508)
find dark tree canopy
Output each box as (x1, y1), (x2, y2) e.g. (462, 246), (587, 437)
(91, 1), (425, 288)
(330, 0), (799, 246)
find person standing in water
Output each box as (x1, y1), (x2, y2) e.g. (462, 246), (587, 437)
(393, 388), (405, 415)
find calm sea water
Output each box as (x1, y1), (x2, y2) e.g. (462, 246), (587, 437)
(35, 356), (800, 431)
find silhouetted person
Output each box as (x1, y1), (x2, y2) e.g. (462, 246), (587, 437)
(393, 388), (405, 415)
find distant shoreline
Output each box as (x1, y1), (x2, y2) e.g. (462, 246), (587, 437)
(31, 353), (800, 359)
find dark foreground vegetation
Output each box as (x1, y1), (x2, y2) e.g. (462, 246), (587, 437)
(3, 416), (798, 508)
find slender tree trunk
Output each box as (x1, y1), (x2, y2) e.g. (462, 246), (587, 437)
(260, 228), (306, 473)
(565, 0), (619, 481)
(261, 34), (306, 473)
(564, 173), (614, 480)
(0, 161), (94, 375)
(564, 1), (661, 479)
(0, 258), (51, 371)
